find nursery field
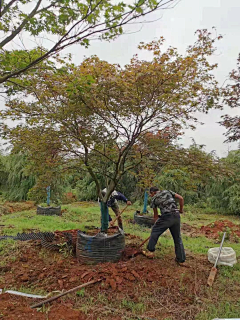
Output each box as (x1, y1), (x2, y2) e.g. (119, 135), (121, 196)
(0, 202), (240, 320)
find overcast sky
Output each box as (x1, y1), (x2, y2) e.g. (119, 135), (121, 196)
(63, 0), (240, 157)
(1, 0), (240, 157)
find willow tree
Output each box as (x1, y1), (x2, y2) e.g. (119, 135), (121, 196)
(1, 29), (221, 231)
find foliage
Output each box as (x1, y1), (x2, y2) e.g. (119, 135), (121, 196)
(133, 139), (226, 204)
(1, 29), (222, 229)
(206, 150), (240, 214)
(1, 152), (35, 201)
(27, 169), (70, 204)
(220, 54), (240, 141)
(75, 169), (137, 201)
(0, 0), (178, 85)
(76, 172), (103, 201)
(0, 150), (71, 203)
(154, 168), (199, 203)
(0, 151), (7, 191)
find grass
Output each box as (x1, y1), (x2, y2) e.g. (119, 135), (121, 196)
(196, 301), (240, 320)
(183, 204), (240, 228)
(0, 201), (240, 319)
(0, 239), (19, 266)
(0, 203), (101, 235)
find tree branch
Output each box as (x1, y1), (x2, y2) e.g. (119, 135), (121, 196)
(0, 0), (18, 18)
(0, 0), (177, 83)
(0, 0), (43, 49)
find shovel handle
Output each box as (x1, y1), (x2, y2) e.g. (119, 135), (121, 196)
(214, 232), (226, 268)
(130, 236), (151, 258)
(110, 204), (128, 227)
(207, 267), (217, 287)
(137, 236), (150, 249)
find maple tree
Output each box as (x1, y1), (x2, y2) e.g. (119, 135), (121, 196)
(133, 134), (227, 202)
(1, 29), (222, 231)
(220, 54), (240, 142)
(0, 0), (178, 88)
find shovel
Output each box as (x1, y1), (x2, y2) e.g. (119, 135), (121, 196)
(109, 204), (128, 228)
(207, 232), (226, 287)
(129, 236), (151, 258)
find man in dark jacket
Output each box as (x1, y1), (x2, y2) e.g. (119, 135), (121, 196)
(143, 187), (186, 263)
(101, 188), (132, 230)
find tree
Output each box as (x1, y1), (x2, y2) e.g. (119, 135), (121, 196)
(133, 136), (226, 204)
(1, 29), (222, 231)
(220, 54), (240, 142)
(0, 152), (35, 201)
(0, 150), (7, 192)
(0, 0), (178, 87)
(206, 150), (240, 214)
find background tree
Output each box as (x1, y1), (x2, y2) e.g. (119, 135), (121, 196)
(0, 152), (35, 201)
(0, 0), (178, 88)
(220, 54), (240, 141)
(133, 137), (226, 203)
(1, 29), (222, 231)
(206, 150), (240, 214)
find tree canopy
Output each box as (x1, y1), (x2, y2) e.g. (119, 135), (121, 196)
(1, 29), (223, 229)
(0, 0), (178, 87)
(220, 54), (240, 142)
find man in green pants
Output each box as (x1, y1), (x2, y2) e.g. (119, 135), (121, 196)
(143, 186), (186, 263)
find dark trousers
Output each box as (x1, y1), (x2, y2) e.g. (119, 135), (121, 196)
(147, 212), (186, 263)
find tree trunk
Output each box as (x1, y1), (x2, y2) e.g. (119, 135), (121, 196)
(100, 201), (109, 232)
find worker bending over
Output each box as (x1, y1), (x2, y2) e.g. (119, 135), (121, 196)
(101, 188), (132, 230)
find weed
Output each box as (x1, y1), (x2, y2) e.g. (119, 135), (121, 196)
(76, 288), (85, 297)
(218, 227), (231, 242)
(121, 299), (146, 313)
(58, 242), (72, 258)
(37, 304), (51, 314)
(179, 273), (186, 292)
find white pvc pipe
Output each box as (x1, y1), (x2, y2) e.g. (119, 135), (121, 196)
(0, 288), (47, 299)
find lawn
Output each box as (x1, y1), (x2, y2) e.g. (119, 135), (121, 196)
(0, 202), (240, 320)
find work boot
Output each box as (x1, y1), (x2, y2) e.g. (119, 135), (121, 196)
(142, 250), (155, 259)
(175, 258), (189, 268)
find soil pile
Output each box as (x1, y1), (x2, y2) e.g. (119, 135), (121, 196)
(200, 220), (240, 241)
(0, 238), (212, 320)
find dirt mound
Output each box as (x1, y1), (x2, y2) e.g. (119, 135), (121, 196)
(2, 201), (36, 214)
(200, 219), (240, 241)
(0, 293), (87, 320)
(0, 227), (226, 320)
(181, 223), (199, 237)
(0, 238), (210, 318)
